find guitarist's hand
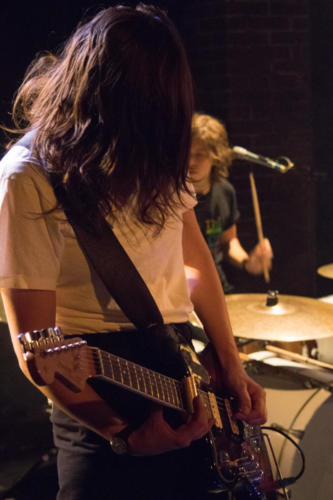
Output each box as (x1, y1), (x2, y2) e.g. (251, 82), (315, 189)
(219, 364), (267, 425)
(199, 343), (267, 425)
(127, 395), (214, 456)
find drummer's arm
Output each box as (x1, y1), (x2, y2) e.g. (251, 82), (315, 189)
(182, 210), (266, 423)
(221, 225), (273, 275)
(0, 288), (128, 439)
(221, 224), (249, 268)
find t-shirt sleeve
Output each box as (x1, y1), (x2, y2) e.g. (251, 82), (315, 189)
(0, 167), (64, 290)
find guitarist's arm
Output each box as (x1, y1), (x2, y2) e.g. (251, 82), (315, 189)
(182, 209), (267, 425)
(1, 288), (128, 440)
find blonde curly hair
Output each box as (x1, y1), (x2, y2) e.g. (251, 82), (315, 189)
(191, 113), (232, 180)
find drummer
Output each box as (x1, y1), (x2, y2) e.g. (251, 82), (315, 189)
(189, 112), (273, 293)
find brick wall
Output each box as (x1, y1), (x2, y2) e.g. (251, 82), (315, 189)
(171, 0), (319, 296)
(1, 0), (331, 298)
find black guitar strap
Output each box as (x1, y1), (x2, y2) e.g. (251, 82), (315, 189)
(17, 131), (164, 330)
(67, 215), (164, 330)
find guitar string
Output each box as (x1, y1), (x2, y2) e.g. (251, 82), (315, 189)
(74, 347), (231, 417)
(77, 348), (185, 409)
(54, 343), (231, 417)
(79, 348), (252, 435)
(75, 350), (263, 461)
(43, 338), (245, 418)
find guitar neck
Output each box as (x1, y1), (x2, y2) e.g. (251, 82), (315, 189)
(93, 347), (189, 412)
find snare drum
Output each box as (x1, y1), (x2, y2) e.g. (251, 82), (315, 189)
(246, 351), (333, 500)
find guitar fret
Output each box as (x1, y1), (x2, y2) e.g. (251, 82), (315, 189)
(145, 370), (153, 396)
(106, 352), (114, 380)
(157, 373), (164, 400)
(165, 378), (173, 405)
(163, 377), (170, 404)
(176, 382), (186, 410)
(122, 359), (131, 387)
(128, 364), (137, 390)
(151, 371), (160, 399)
(171, 382), (179, 406)
(159, 373), (168, 402)
(138, 366), (146, 392)
(115, 356), (123, 384)
(165, 378), (171, 404)
(166, 378), (176, 406)
(99, 350), (185, 410)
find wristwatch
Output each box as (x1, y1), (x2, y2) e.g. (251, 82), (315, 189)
(109, 426), (134, 455)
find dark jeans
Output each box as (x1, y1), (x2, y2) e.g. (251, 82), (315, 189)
(50, 324), (228, 499)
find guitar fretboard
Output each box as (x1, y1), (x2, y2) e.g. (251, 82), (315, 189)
(92, 347), (187, 411)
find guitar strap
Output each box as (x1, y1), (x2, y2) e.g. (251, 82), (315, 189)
(66, 214), (164, 330)
(16, 131), (164, 330)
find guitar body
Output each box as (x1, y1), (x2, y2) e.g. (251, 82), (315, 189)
(179, 344), (278, 499)
(19, 326), (278, 499)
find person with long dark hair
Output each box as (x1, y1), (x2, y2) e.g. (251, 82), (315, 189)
(0, 5), (266, 499)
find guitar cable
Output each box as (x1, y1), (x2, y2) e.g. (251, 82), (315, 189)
(261, 426), (305, 488)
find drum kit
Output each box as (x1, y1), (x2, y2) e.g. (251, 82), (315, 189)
(189, 285), (333, 499)
(225, 289), (333, 500)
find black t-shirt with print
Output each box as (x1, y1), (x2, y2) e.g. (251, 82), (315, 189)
(194, 179), (240, 293)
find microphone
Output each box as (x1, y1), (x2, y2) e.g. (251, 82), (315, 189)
(232, 145), (294, 173)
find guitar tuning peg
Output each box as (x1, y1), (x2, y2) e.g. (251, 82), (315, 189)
(31, 330), (44, 341)
(18, 332), (35, 353)
(54, 326), (63, 337)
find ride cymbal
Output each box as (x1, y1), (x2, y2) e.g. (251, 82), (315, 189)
(317, 263), (333, 279)
(0, 296), (6, 323)
(226, 291), (333, 342)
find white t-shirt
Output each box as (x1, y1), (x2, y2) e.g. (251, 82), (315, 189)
(0, 143), (196, 334)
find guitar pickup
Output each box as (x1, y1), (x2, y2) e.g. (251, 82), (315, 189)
(208, 392), (223, 429)
(224, 399), (240, 437)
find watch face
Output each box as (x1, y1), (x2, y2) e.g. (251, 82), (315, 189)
(110, 437), (128, 455)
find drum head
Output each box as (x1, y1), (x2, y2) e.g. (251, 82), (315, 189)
(245, 351), (333, 499)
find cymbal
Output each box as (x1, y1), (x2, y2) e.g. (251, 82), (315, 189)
(225, 292), (333, 342)
(317, 263), (333, 279)
(0, 296), (6, 323)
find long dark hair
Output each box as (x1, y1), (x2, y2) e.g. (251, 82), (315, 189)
(9, 4), (194, 229)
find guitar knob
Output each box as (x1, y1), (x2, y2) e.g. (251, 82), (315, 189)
(235, 455), (254, 466)
(219, 450), (230, 461)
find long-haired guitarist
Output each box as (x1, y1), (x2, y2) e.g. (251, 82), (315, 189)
(0, 4), (266, 499)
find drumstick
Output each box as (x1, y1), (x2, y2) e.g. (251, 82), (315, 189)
(266, 344), (333, 372)
(249, 171), (270, 282)
(238, 351), (251, 363)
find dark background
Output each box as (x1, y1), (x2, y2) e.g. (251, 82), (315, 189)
(1, 0), (333, 299)
(0, 0), (333, 496)
(1, 0), (333, 300)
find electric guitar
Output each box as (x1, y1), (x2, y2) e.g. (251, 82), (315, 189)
(19, 327), (278, 499)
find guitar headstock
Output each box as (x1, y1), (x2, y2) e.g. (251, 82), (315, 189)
(19, 327), (93, 393)
(19, 326), (65, 355)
